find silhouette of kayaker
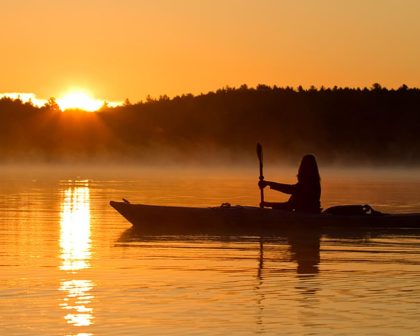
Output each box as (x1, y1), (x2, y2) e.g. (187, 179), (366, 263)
(258, 154), (321, 213)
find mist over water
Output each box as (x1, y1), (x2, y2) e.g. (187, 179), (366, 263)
(0, 163), (419, 212)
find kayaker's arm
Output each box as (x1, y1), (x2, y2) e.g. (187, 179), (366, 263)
(265, 181), (296, 194)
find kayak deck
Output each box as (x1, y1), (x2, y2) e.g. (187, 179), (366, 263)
(110, 201), (420, 235)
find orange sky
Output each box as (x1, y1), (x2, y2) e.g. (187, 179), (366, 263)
(1, 0), (420, 102)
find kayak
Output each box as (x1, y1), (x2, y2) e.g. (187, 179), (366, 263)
(110, 200), (420, 235)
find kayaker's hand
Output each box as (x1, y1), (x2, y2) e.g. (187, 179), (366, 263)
(258, 180), (269, 189)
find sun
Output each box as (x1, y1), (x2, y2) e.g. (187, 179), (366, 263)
(57, 90), (103, 112)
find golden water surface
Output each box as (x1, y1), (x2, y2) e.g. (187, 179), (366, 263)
(0, 167), (419, 335)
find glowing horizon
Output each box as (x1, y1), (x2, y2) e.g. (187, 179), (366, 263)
(56, 89), (124, 111)
(0, 93), (47, 108)
(0, 91), (123, 111)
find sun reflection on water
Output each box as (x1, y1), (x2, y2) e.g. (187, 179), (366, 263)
(61, 279), (94, 327)
(60, 182), (91, 271)
(59, 180), (94, 332)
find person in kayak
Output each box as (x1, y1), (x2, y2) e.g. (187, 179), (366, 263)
(258, 154), (321, 213)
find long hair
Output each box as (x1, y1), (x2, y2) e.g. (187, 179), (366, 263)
(297, 154), (320, 184)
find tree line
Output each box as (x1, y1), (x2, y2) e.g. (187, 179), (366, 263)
(0, 84), (419, 165)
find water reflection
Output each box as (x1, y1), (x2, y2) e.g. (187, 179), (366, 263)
(60, 181), (91, 271)
(118, 229), (323, 332)
(288, 230), (321, 275)
(255, 239), (265, 334)
(60, 280), (94, 327)
(59, 180), (94, 332)
(119, 228), (322, 276)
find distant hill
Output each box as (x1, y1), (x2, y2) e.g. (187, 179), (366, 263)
(0, 84), (419, 165)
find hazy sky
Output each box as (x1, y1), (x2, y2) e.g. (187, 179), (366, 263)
(1, 0), (420, 101)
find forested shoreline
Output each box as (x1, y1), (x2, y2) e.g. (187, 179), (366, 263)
(0, 84), (419, 165)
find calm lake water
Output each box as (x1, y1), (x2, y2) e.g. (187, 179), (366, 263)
(0, 166), (419, 336)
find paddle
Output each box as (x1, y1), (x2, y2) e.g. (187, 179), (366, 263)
(256, 143), (264, 208)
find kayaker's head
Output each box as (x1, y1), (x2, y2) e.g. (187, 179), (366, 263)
(297, 154), (320, 184)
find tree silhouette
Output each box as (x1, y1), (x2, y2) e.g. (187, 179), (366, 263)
(0, 84), (419, 164)
(45, 97), (60, 112)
